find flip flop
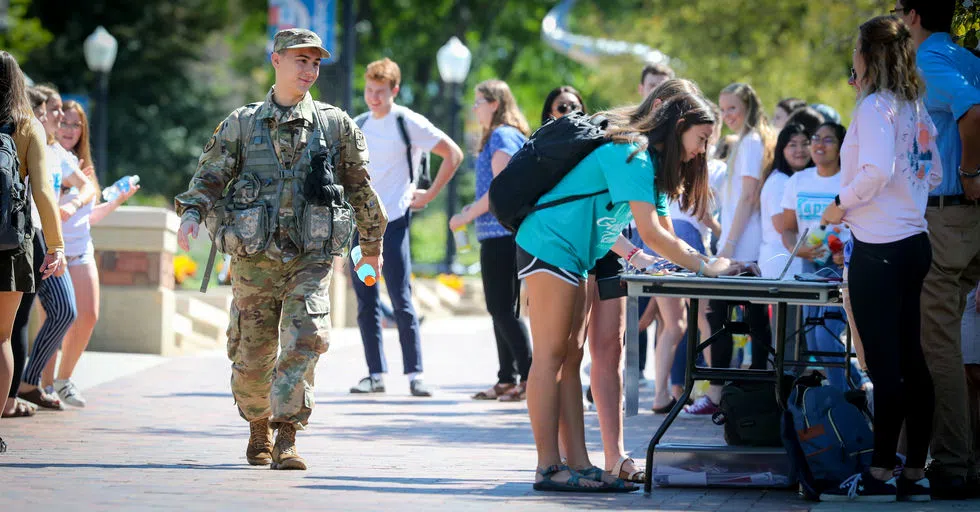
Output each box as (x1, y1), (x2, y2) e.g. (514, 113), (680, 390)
(577, 465), (639, 492)
(18, 388), (63, 410)
(1, 400), (36, 418)
(472, 383), (515, 400)
(533, 464), (615, 493)
(498, 383), (526, 402)
(652, 397), (677, 414)
(611, 456), (646, 484)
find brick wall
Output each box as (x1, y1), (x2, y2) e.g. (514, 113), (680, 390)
(97, 250), (174, 289)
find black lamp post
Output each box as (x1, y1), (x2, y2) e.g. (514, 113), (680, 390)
(83, 26), (118, 185)
(436, 36), (471, 273)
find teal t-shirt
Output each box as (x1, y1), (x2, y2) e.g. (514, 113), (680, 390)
(515, 142), (669, 276)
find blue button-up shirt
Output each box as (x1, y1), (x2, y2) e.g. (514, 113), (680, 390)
(917, 32), (980, 197)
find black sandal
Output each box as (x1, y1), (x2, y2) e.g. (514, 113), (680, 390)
(533, 464), (613, 493)
(652, 397), (677, 414)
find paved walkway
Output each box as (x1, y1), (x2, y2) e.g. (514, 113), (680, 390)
(0, 316), (975, 511)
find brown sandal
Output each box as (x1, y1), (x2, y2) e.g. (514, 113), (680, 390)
(2, 399), (36, 418)
(18, 388), (63, 410)
(472, 383), (514, 400)
(498, 382), (527, 402)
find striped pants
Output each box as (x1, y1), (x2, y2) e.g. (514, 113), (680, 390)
(19, 270), (77, 387)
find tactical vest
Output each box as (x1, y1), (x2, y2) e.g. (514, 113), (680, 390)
(206, 102), (354, 264)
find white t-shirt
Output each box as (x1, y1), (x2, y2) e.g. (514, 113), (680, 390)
(719, 132), (764, 261)
(838, 92), (942, 244)
(58, 148), (94, 257)
(759, 171), (802, 278)
(31, 142), (76, 228)
(668, 159), (727, 240)
(357, 104), (446, 221)
(780, 167), (850, 262)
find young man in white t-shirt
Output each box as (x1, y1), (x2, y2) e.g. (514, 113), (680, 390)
(348, 58), (463, 397)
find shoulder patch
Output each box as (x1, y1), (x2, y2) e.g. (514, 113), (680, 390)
(354, 128), (367, 151)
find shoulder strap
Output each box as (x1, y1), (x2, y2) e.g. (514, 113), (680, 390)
(394, 114), (415, 184)
(200, 104), (258, 294)
(354, 112), (369, 129)
(530, 189), (609, 214)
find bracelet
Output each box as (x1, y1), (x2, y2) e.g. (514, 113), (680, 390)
(625, 247), (641, 265)
(960, 166), (980, 178)
(696, 259), (705, 277)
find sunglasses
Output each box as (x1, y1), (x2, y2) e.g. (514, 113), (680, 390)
(849, 67), (857, 82)
(555, 102), (581, 115)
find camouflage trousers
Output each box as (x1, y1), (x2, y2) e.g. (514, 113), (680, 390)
(227, 252), (333, 430)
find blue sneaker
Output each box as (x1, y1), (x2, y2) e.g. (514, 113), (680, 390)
(819, 471), (897, 502)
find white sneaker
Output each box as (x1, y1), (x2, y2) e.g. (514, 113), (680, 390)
(55, 379), (86, 408)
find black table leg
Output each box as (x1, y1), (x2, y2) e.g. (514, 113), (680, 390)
(644, 297), (700, 494)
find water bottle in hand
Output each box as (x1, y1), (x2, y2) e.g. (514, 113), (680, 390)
(350, 246), (377, 286)
(102, 175), (140, 202)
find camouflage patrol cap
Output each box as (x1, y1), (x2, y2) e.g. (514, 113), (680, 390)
(273, 28), (331, 59)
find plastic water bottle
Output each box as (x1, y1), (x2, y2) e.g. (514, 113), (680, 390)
(102, 175), (140, 202)
(453, 226), (471, 253)
(349, 246), (377, 286)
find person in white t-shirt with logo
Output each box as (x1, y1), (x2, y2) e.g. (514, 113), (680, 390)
(348, 58), (464, 397)
(781, 121), (869, 393)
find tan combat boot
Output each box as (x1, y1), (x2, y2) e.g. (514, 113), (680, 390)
(246, 418), (273, 465)
(271, 423), (307, 470)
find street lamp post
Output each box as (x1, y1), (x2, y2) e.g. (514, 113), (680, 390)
(83, 26), (118, 184)
(436, 36), (471, 274)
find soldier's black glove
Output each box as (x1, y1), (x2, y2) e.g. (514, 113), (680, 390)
(305, 152), (344, 206)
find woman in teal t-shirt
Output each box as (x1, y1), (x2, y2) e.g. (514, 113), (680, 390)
(518, 91), (739, 492)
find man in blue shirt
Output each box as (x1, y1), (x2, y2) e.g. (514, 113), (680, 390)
(897, 0), (980, 500)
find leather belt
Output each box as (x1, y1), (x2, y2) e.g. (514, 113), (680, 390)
(927, 194), (979, 208)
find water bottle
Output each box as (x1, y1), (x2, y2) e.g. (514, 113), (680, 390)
(453, 226), (471, 253)
(349, 246), (377, 286)
(102, 175), (140, 202)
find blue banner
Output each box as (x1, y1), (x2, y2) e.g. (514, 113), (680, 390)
(268, 0), (337, 64)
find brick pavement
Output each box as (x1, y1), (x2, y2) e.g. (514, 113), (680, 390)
(0, 316), (976, 511)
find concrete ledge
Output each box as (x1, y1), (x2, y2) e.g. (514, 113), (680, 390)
(91, 286), (177, 355)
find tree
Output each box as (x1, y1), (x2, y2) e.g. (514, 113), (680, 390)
(21, 0), (239, 198)
(0, 0), (52, 61)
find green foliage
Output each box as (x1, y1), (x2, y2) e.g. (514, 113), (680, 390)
(0, 0), (52, 60)
(954, 0), (980, 51)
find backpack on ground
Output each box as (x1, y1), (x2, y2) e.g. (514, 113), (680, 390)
(488, 111), (609, 233)
(712, 377), (791, 447)
(781, 372), (874, 500)
(0, 123), (31, 252)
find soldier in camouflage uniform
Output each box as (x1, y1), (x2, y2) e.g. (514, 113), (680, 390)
(175, 29), (387, 470)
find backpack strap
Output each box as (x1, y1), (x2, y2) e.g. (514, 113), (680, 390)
(200, 104), (258, 293)
(394, 114), (415, 184)
(529, 189), (609, 213)
(353, 112), (369, 129)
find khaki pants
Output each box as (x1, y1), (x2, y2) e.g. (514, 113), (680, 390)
(227, 253), (333, 430)
(921, 204), (980, 476)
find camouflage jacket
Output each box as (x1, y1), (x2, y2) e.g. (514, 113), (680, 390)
(175, 87), (387, 258)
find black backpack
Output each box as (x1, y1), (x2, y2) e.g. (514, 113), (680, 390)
(0, 123), (30, 252)
(712, 376), (795, 447)
(488, 111), (609, 233)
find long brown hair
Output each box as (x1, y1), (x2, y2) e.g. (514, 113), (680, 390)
(62, 100), (101, 199)
(720, 82), (777, 187)
(857, 15), (923, 103)
(601, 78), (702, 128)
(475, 79), (530, 151)
(602, 91), (716, 218)
(30, 84), (60, 145)
(0, 51), (35, 134)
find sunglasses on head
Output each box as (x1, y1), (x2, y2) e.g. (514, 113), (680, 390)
(555, 102), (581, 115)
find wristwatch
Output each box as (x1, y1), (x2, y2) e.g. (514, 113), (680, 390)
(834, 194), (841, 207)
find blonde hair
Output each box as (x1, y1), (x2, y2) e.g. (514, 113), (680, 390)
(720, 82), (776, 187)
(365, 57), (401, 89)
(62, 100), (101, 200)
(475, 79), (530, 151)
(857, 15), (923, 103)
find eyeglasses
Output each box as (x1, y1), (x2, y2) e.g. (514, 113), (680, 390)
(472, 98), (490, 108)
(554, 102), (581, 115)
(849, 67), (857, 82)
(60, 122), (83, 130)
(811, 135), (838, 145)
